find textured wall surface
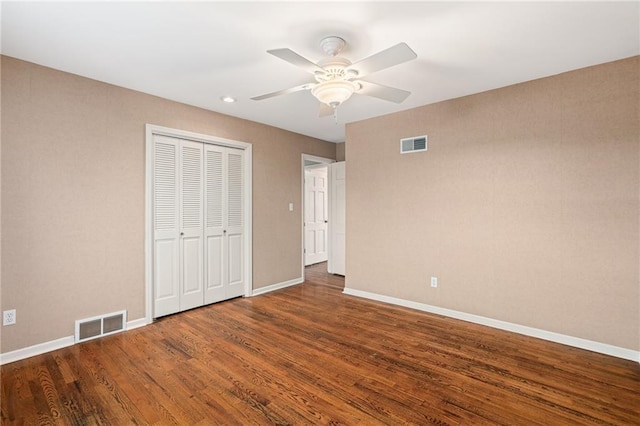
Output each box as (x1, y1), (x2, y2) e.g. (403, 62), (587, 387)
(1, 56), (335, 352)
(346, 57), (639, 350)
(335, 142), (345, 162)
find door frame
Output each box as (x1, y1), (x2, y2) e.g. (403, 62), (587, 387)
(145, 124), (253, 324)
(301, 154), (334, 281)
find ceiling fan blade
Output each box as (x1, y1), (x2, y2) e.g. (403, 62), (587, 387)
(356, 80), (411, 104)
(267, 48), (326, 75)
(250, 83), (312, 101)
(347, 43), (417, 78)
(318, 103), (335, 117)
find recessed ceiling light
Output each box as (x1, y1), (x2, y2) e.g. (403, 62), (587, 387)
(220, 96), (236, 103)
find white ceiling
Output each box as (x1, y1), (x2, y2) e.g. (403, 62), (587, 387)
(2, 1), (638, 143)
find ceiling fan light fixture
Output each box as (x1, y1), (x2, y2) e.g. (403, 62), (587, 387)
(311, 79), (359, 108)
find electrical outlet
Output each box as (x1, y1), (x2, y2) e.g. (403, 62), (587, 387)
(430, 276), (438, 288)
(3, 309), (16, 326)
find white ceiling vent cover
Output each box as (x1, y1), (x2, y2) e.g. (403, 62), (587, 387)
(75, 310), (127, 343)
(400, 135), (427, 154)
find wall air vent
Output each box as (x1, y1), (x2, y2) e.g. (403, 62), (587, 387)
(75, 310), (127, 343)
(400, 135), (428, 154)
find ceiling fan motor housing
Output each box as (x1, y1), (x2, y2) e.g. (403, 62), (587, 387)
(320, 36), (346, 56)
(315, 57), (354, 82)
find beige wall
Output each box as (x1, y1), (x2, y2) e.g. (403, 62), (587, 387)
(335, 142), (345, 162)
(345, 57), (639, 351)
(1, 56), (335, 353)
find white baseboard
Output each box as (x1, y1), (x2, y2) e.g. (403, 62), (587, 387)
(0, 317), (149, 365)
(127, 317), (148, 331)
(0, 335), (75, 365)
(343, 287), (640, 363)
(251, 277), (303, 297)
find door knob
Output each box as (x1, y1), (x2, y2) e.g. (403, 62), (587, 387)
(223, 230), (227, 234)
(180, 232), (184, 236)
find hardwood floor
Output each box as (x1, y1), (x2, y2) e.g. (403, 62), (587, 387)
(2, 263), (639, 425)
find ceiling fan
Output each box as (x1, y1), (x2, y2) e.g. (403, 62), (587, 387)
(251, 36), (417, 117)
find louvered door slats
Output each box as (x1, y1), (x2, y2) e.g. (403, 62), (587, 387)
(181, 145), (202, 229)
(206, 149), (224, 228)
(154, 142), (178, 231)
(227, 152), (243, 228)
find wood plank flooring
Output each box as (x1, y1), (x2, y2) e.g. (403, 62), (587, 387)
(2, 262), (639, 425)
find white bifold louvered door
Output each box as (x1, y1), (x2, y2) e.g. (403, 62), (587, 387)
(203, 145), (245, 304)
(153, 135), (244, 318)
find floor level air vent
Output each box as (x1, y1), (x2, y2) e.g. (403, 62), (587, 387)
(400, 135), (428, 154)
(75, 310), (127, 343)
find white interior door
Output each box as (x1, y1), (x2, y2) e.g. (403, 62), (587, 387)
(329, 162), (346, 275)
(153, 135), (181, 317)
(178, 140), (204, 311)
(204, 145), (225, 304)
(225, 149), (245, 299)
(305, 166), (328, 265)
(204, 145), (244, 304)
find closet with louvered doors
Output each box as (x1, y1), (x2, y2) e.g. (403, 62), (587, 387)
(152, 134), (245, 318)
